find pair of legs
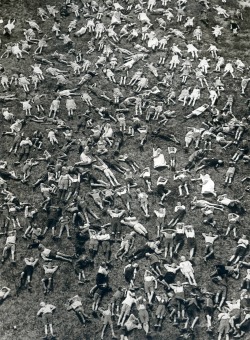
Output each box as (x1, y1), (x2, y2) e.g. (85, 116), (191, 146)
(155, 307), (165, 329)
(225, 223), (237, 238)
(43, 219), (57, 238)
(42, 314), (54, 338)
(104, 170), (120, 186)
(204, 243), (214, 262)
(118, 305), (131, 326)
(53, 252), (73, 263)
(183, 271), (197, 285)
(2, 243), (15, 263)
(145, 285), (155, 304)
(139, 201), (150, 217)
(115, 241), (130, 260)
(101, 320), (116, 339)
(58, 224), (71, 239)
(183, 314), (199, 331)
(164, 242), (173, 258)
(42, 277), (53, 294)
(229, 247), (246, 264)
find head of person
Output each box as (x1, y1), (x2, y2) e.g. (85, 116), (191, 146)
(38, 244), (45, 251)
(40, 302), (46, 307)
(180, 256), (186, 262)
(100, 227), (107, 234)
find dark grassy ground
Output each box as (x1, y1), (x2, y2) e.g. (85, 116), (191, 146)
(0, 0), (250, 339)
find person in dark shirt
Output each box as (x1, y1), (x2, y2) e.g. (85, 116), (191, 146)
(124, 263), (139, 288)
(185, 149), (205, 171)
(196, 158), (224, 172)
(42, 205), (62, 238)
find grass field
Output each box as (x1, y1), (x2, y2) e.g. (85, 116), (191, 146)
(0, 0), (250, 339)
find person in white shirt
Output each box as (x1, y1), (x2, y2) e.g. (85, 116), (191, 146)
(229, 235), (249, 264)
(0, 286), (11, 304)
(144, 270), (157, 304)
(38, 244), (74, 263)
(225, 213), (240, 238)
(67, 295), (89, 325)
(121, 215), (148, 237)
(118, 290), (137, 326)
(226, 299), (241, 334)
(173, 222), (185, 254)
(136, 188), (150, 217)
(179, 256), (197, 285)
(188, 87), (201, 107)
(217, 308), (230, 340)
(185, 225), (196, 260)
(202, 232), (219, 262)
(2, 230), (16, 263)
(37, 302), (56, 338)
(169, 281), (189, 320)
(42, 262), (59, 294)
(120, 313), (142, 340)
(136, 296), (150, 335)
